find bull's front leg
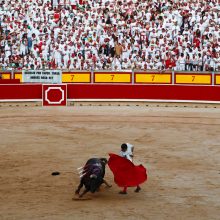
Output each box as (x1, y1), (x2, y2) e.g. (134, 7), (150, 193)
(79, 188), (89, 198)
(75, 180), (83, 195)
(103, 179), (112, 188)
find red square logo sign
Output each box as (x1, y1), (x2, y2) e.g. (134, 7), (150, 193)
(43, 84), (67, 106)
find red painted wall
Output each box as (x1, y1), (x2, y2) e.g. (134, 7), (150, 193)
(0, 84), (220, 102)
(0, 84), (42, 100)
(0, 79), (20, 84)
(67, 84), (220, 102)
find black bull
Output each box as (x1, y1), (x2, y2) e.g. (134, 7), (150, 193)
(75, 158), (111, 197)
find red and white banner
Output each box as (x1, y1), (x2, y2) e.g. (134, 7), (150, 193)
(42, 84), (67, 106)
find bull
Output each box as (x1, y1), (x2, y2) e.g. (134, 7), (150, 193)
(75, 158), (111, 198)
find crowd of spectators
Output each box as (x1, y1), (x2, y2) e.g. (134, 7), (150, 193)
(0, 0), (220, 71)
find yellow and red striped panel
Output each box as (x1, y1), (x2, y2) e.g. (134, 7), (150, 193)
(1, 72), (11, 79)
(62, 72), (91, 83)
(94, 72), (131, 83)
(135, 73), (172, 84)
(175, 73), (211, 85)
(14, 72), (22, 82)
(214, 74), (220, 85)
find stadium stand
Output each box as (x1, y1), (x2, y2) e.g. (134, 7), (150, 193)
(0, 0), (219, 71)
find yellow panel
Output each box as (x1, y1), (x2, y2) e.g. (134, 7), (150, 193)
(176, 74), (211, 84)
(136, 74), (171, 83)
(15, 73), (22, 82)
(62, 73), (90, 83)
(95, 73), (131, 83)
(1, 73), (11, 79)
(215, 75), (220, 85)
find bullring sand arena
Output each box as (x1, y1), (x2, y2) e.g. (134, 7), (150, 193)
(0, 104), (220, 220)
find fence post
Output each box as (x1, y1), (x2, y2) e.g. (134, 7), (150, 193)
(172, 69), (175, 85)
(91, 69), (94, 84)
(11, 69), (14, 80)
(212, 71), (215, 86)
(132, 69), (134, 85)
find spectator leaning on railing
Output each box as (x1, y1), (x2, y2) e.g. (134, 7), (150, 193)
(0, 0), (219, 71)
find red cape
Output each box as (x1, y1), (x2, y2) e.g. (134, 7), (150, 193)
(108, 153), (147, 187)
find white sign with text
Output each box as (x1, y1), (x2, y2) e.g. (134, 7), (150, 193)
(22, 70), (62, 83)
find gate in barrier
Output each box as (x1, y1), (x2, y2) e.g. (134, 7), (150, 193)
(42, 84), (67, 106)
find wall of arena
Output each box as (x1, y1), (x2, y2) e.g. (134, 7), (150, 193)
(1, 70), (220, 105)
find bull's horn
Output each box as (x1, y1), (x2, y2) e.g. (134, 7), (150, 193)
(90, 174), (97, 179)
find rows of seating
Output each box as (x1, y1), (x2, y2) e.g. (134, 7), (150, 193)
(0, 0), (219, 71)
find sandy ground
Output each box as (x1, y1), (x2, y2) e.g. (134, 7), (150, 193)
(0, 105), (220, 220)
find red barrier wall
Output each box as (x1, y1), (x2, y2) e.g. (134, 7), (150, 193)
(1, 84), (220, 102)
(67, 84), (220, 102)
(0, 84), (42, 100)
(0, 79), (20, 84)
